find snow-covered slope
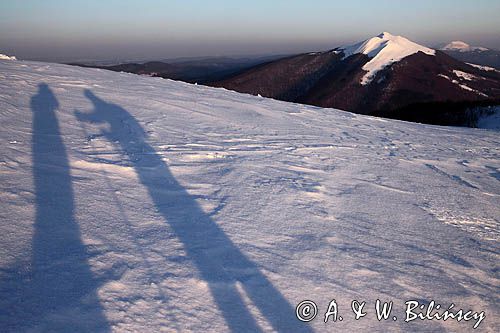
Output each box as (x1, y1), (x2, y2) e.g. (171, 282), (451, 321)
(0, 60), (499, 332)
(339, 32), (435, 85)
(442, 41), (489, 52)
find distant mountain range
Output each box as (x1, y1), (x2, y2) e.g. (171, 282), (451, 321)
(211, 33), (500, 126)
(70, 55), (286, 84)
(440, 41), (500, 70)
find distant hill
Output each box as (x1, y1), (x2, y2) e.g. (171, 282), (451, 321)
(440, 41), (500, 70)
(70, 55), (287, 84)
(441, 41), (489, 53)
(210, 32), (500, 126)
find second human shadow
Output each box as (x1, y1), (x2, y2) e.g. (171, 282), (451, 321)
(76, 90), (313, 333)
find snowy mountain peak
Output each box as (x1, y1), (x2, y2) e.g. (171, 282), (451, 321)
(339, 32), (436, 85)
(442, 41), (489, 52)
(340, 32), (435, 58)
(0, 53), (17, 61)
(377, 31), (394, 38)
(443, 41), (470, 50)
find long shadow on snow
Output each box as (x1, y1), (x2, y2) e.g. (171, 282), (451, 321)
(76, 89), (312, 332)
(0, 84), (110, 332)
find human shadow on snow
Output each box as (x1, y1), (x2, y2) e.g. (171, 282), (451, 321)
(0, 84), (110, 332)
(76, 89), (312, 332)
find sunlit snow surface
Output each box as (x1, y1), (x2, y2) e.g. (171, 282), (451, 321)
(0, 60), (498, 332)
(340, 32), (435, 85)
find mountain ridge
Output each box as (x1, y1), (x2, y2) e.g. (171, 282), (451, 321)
(210, 33), (500, 126)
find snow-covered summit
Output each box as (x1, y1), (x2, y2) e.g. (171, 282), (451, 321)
(0, 53), (17, 61)
(442, 41), (489, 52)
(339, 32), (436, 85)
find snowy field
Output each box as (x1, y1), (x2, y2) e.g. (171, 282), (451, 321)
(0, 59), (498, 332)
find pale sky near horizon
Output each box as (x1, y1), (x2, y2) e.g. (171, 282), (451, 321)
(1, 0), (499, 62)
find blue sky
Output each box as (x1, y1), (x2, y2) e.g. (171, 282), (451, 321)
(1, 0), (499, 61)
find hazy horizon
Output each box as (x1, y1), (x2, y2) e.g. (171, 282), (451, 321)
(1, 0), (499, 63)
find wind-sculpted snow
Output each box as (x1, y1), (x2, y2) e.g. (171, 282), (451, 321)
(0, 60), (498, 332)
